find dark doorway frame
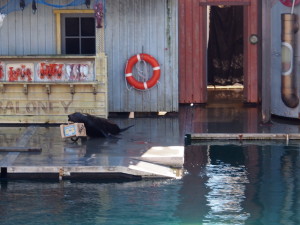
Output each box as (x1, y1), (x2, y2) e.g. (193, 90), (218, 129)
(179, 0), (260, 104)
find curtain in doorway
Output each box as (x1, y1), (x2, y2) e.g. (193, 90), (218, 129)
(207, 6), (244, 85)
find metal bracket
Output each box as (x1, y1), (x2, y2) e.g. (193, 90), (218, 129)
(92, 84), (97, 95)
(0, 84), (4, 93)
(45, 84), (51, 94)
(70, 84), (75, 94)
(23, 84), (28, 95)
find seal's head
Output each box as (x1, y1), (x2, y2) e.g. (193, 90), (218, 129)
(68, 112), (88, 123)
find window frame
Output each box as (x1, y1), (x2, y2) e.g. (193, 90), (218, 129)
(54, 9), (95, 55)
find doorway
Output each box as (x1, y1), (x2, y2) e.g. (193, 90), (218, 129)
(178, 0), (259, 104)
(207, 5), (244, 104)
(207, 5), (243, 86)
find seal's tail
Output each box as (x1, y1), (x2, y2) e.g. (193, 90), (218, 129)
(120, 125), (134, 133)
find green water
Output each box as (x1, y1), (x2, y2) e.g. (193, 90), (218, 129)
(1, 144), (300, 225)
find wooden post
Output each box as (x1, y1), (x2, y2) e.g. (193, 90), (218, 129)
(243, 0), (259, 103)
(179, 0), (207, 104)
(261, 0), (272, 122)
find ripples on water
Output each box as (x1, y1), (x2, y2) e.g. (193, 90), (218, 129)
(205, 164), (250, 224)
(1, 144), (300, 225)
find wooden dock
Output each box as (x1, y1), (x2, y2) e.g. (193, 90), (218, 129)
(185, 133), (300, 146)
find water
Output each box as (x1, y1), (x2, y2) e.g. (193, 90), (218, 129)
(2, 143), (300, 225)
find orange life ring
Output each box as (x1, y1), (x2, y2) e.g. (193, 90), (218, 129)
(125, 53), (160, 90)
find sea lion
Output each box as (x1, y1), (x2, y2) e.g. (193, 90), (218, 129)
(68, 112), (134, 138)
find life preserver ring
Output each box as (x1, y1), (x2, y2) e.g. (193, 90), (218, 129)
(125, 53), (160, 90)
(279, 0), (300, 7)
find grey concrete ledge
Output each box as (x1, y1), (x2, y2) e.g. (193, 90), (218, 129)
(185, 133), (300, 146)
(0, 164), (183, 181)
(189, 133), (300, 140)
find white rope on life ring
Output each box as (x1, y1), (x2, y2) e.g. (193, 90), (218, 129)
(125, 53), (160, 90)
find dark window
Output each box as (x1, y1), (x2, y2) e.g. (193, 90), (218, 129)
(65, 18), (79, 36)
(66, 38), (80, 54)
(62, 14), (95, 55)
(81, 18), (95, 36)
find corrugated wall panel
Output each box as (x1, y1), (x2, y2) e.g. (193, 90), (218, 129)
(168, 0), (179, 112)
(105, 0), (178, 112)
(0, 0), (178, 113)
(0, 0), (88, 56)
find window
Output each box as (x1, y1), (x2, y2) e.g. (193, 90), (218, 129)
(61, 14), (95, 55)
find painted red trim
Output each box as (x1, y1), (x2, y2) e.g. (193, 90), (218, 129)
(179, 0), (186, 103)
(185, 0), (194, 103)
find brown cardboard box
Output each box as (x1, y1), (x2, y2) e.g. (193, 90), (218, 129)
(60, 123), (87, 138)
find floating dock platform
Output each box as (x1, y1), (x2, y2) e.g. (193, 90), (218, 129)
(0, 126), (184, 181)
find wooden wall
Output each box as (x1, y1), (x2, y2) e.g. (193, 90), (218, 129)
(179, 0), (260, 104)
(0, 1), (108, 123)
(261, 0), (271, 122)
(0, 0), (178, 114)
(105, 0), (178, 113)
(0, 1), (89, 56)
(179, 0), (207, 104)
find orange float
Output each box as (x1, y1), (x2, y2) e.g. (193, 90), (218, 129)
(125, 53), (160, 90)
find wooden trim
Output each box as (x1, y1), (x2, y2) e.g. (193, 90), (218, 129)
(179, 0), (207, 103)
(185, 0), (193, 102)
(0, 147), (42, 152)
(0, 55), (97, 59)
(198, 6), (207, 103)
(53, 9), (94, 14)
(244, 0), (259, 103)
(53, 9), (95, 55)
(55, 13), (61, 54)
(199, 0), (250, 5)
(0, 82), (101, 95)
(189, 133), (300, 140)
(199, 2), (250, 6)
(0, 82), (99, 85)
(192, 1), (201, 102)
(179, 0), (186, 103)
(261, 0), (271, 122)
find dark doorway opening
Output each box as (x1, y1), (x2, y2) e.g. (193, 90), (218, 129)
(207, 5), (244, 104)
(207, 5), (244, 86)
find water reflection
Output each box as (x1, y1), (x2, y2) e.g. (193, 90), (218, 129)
(182, 143), (300, 225)
(182, 145), (249, 224)
(0, 179), (182, 225)
(206, 145), (249, 224)
(205, 163), (250, 224)
(2, 143), (300, 224)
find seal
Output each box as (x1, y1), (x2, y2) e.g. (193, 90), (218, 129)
(68, 112), (134, 138)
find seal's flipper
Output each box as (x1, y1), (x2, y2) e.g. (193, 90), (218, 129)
(120, 125), (134, 133)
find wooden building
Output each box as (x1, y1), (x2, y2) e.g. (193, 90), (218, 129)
(179, 0), (260, 105)
(105, 0), (178, 113)
(0, 0), (179, 123)
(0, 0), (107, 123)
(1, 0), (296, 123)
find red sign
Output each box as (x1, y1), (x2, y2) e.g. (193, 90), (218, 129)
(38, 62), (64, 80)
(280, 0), (300, 7)
(0, 64), (3, 80)
(8, 64), (32, 82)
